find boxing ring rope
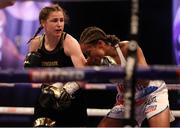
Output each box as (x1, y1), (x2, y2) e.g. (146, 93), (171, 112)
(0, 106), (179, 117)
(1, 0), (178, 125)
(0, 66), (180, 119)
(1, 65), (180, 83)
(0, 83), (180, 90)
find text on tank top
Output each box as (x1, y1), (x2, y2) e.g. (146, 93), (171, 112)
(37, 32), (73, 67)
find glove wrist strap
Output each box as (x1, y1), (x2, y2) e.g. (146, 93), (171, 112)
(63, 82), (80, 95)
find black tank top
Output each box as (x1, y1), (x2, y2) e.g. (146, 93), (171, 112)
(37, 32), (73, 67)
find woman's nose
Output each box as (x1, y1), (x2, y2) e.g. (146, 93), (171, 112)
(57, 20), (62, 26)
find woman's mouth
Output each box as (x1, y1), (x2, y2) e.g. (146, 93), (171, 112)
(55, 29), (62, 34)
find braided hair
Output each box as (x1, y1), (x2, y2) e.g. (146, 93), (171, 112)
(79, 26), (120, 46)
(79, 26), (121, 65)
(79, 26), (107, 44)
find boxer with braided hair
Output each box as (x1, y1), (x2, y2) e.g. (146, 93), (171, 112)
(24, 4), (87, 127)
(79, 26), (174, 127)
(80, 27), (121, 66)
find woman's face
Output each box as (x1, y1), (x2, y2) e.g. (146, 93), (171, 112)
(80, 40), (120, 64)
(81, 40), (110, 58)
(42, 11), (64, 38)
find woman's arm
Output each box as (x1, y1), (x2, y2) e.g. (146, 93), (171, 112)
(24, 36), (41, 67)
(64, 34), (87, 68)
(28, 36), (41, 52)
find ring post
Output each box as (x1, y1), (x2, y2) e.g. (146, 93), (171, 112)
(123, 41), (138, 127)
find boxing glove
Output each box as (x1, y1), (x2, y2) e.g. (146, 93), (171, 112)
(100, 56), (117, 66)
(39, 82), (79, 111)
(24, 52), (41, 67)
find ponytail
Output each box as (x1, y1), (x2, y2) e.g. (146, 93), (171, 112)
(27, 26), (43, 44)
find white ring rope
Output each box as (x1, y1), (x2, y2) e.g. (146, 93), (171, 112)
(0, 67), (179, 118)
(0, 83), (179, 90)
(0, 106), (179, 117)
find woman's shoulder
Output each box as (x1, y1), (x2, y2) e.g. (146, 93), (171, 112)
(119, 40), (129, 54)
(28, 35), (43, 52)
(64, 33), (78, 44)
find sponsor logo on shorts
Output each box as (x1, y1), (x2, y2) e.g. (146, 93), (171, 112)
(107, 105), (125, 116)
(145, 105), (157, 114)
(145, 96), (157, 106)
(136, 86), (158, 99)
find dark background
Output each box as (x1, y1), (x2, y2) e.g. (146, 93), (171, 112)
(58, 0), (173, 65)
(0, 0), (179, 127)
(57, 0), (179, 126)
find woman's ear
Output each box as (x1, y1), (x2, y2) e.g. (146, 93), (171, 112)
(40, 20), (45, 28)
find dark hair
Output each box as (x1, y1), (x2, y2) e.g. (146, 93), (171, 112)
(79, 26), (107, 44)
(79, 26), (120, 46)
(39, 4), (69, 25)
(27, 4), (69, 43)
(27, 26), (43, 44)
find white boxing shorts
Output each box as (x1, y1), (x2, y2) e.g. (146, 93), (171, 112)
(107, 80), (175, 126)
